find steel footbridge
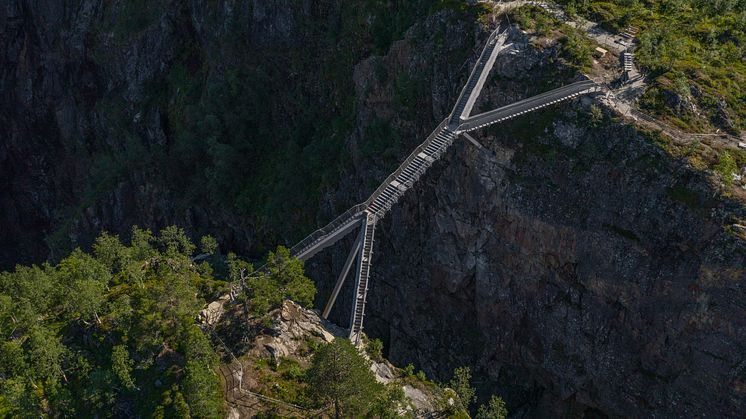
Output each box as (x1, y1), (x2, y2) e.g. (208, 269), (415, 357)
(244, 27), (601, 343)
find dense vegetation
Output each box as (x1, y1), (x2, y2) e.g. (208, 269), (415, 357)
(55, 0), (489, 263)
(0, 226), (225, 416)
(0, 220), (512, 417)
(0, 226), (317, 417)
(511, 5), (598, 72)
(557, 0), (746, 133)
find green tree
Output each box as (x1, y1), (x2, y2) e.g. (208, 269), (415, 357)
(26, 326), (67, 382)
(130, 226), (157, 260)
(0, 264), (59, 318)
(366, 338), (384, 362)
(58, 249), (109, 324)
(149, 268), (200, 339)
(226, 252), (253, 284)
(180, 325), (223, 418)
(245, 246), (316, 315)
(266, 246), (316, 307)
(0, 377), (43, 417)
(183, 360), (223, 418)
(476, 395), (508, 419)
(367, 384), (406, 419)
(589, 104), (604, 126)
(306, 339), (384, 418)
(0, 340), (26, 377)
(93, 232), (131, 273)
(247, 274), (283, 315)
(200, 235), (219, 255)
(157, 225), (196, 257)
(172, 390), (191, 419)
(68, 278), (106, 325)
(83, 369), (117, 411)
(111, 345), (136, 391)
(449, 366), (476, 410)
(0, 294), (17, 337)
(715, 151), (737, 185)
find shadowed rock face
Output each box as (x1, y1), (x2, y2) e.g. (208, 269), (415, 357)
(307, 22), (746, 419)
(3, 1), (746, 417)
(317, 116), (746, 416)
(362, 117), (746, 417)
(0, 0), (369, 267)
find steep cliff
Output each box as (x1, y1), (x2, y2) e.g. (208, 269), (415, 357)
(3, 1), (746, 417)
(0, 0), (453, 267)
(306, 17), (746, 419)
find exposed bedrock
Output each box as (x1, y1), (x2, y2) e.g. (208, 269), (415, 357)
(307, 18), (746, 419)
(311, 103), (746, 417)
(3, 1), (745, 417)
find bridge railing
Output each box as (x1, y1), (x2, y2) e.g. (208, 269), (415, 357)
(457, 80), (598, 132)
(364, 118), (450, 211)
(448, 28), (502, 125)
(288, 118), (450, 256)
(289, 203), (367, 257)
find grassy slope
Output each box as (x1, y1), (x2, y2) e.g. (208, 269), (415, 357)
(556, 0), (746, 133)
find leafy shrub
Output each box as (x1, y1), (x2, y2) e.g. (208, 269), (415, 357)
(714, 151), (738, 185)
(403, 363), (415, 376)
(560, 30), (594, 70)
(476, 395), (509, 419)
(366, 338), (384, 362)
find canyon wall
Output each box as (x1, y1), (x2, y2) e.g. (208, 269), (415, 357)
(3, 1), (745, 417)
(308, 16), (746, 419)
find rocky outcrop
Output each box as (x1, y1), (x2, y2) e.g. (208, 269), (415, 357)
(198, 295), (230, 326)
(249, 300), (343, 360)
(223, 300), (445, 418)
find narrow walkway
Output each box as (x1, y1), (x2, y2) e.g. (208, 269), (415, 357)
(456, 80), (600, 132)
(211, 328), (330, 417)
(240, 23), (601, 343)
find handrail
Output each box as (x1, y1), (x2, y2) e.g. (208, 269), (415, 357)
(253, 27), (502, 270)
(275, 118), (451, 271)
(289, 203), (367, 256)
(448, 28), (502, 125)
(463, 79), (596, 122)
(457, 80), (597, 131)
(364, 118), (450, 209)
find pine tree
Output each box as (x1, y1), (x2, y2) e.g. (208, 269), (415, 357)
(450, 366), (476, 409)
(476, 395), (508, 419)
(306, 339), (383, 418)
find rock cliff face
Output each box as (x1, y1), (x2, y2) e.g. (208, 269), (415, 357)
(1, 0), (440, 267)
(360, 116), (746, 417)
(3, 1), (746, 417)
(307, 18), (746, 419)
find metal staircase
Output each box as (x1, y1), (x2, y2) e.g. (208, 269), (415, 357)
(349, 213), (376, 343)
(365, 121), (457, 220)
(238, 23), (601, 344)
(449, 30), (509, 127)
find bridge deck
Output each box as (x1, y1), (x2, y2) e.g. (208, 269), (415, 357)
(457, 80), (599, 132)
(242, 24), (600, 341)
